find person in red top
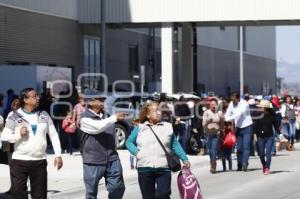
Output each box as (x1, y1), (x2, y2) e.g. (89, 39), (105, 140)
(72, 96), (86, 127)
(62, 111), (77, 155)
(220, 122), (235, 172)
(71, 96), (86, 151)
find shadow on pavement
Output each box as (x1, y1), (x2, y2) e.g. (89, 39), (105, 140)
(244, 168), (262, 172)
(0, 190), (61, 199)
(214, 167), (261, 173)
(273, 154), (290, 157)
(48, 190), (61, 194)
(270, 170), (291, 174)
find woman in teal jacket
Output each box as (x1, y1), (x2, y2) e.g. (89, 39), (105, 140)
(126, 101), (190, 199)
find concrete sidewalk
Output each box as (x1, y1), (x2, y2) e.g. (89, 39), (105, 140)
(0, 150), (210, 198)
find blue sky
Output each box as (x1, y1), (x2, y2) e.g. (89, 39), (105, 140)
(277, 26), (300, 64)
(276, 26), (300, 83)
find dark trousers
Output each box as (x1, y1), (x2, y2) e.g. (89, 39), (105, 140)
(222, 148), (232, 170)
(10, 159), (47, 199)
(174, 122), (189, 152)
(65, 133), (76, 155)
(258, 136), (274, 169)
(138, 171), (171, 199)
(54, 120), (67, 152)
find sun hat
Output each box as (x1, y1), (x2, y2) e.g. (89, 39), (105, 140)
(258, 99), (273, 108)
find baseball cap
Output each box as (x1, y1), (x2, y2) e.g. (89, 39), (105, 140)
(82, 90), (106, 102)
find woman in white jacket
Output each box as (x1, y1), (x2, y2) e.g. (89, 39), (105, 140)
(0, 88), (63, 199)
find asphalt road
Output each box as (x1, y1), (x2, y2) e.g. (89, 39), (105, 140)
(99, 145), (300, 199)
(1, 143), (300, 199)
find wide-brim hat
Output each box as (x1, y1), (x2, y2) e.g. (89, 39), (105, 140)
(258, 99), (273, 108)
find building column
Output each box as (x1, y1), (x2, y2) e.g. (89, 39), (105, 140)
(161, 23), (173, 94)
(181, 23), (193, 93)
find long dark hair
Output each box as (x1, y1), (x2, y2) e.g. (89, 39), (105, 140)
(284, 95), (292, 104)
(19, 88), (34, 108)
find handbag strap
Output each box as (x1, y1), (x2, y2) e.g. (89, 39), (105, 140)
(147, 124), (169, 156)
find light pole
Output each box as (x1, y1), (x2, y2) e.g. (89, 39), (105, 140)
(239, 26), (244, 97)
(140, 65), (145, 97)
(101, 0), (106, 75)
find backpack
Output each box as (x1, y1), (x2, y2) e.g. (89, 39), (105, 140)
(177, 168), (204, 199)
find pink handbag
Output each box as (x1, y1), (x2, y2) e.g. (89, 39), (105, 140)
(177, 168), (204, 199)
(62, 116), (77, 133)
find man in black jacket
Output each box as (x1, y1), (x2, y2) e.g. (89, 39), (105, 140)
(79, 92), (126, 199)
(174, 96), (192, 152)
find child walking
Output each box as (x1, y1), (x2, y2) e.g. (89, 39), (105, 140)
(220, 122), (236, 172)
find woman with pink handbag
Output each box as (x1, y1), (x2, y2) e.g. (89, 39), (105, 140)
(62, 112), (77, 155)
(126, 102), (190, 199)
(177, 168), (204, 199)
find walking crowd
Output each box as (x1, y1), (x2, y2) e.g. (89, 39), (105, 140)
(0, 87), (300, 199)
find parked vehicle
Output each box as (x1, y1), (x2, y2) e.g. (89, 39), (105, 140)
(105, 93), (150, 149)
(105, 91), (203, 153)
(151, 92), (203, 154)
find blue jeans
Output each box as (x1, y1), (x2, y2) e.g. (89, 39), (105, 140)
(207, 134), (219, 161)
(83, 159), (125, 199)
(257, 136), (274, 169)
(236, 125), (253, 167)
(138, 171), (171, 199)
(282, 119), (296, 145)
(271, 131), (277, 155)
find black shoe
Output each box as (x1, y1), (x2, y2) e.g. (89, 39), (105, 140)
(271, 152), (276, 156)
(237, 164), (242, 171)
(4, 190), (11, 195)
(242, 165), (248, 172)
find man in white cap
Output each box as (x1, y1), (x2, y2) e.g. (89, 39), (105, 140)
(79, 90), (127, 199)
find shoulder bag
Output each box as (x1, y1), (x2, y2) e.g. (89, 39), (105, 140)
(148, 125), (181, 172)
